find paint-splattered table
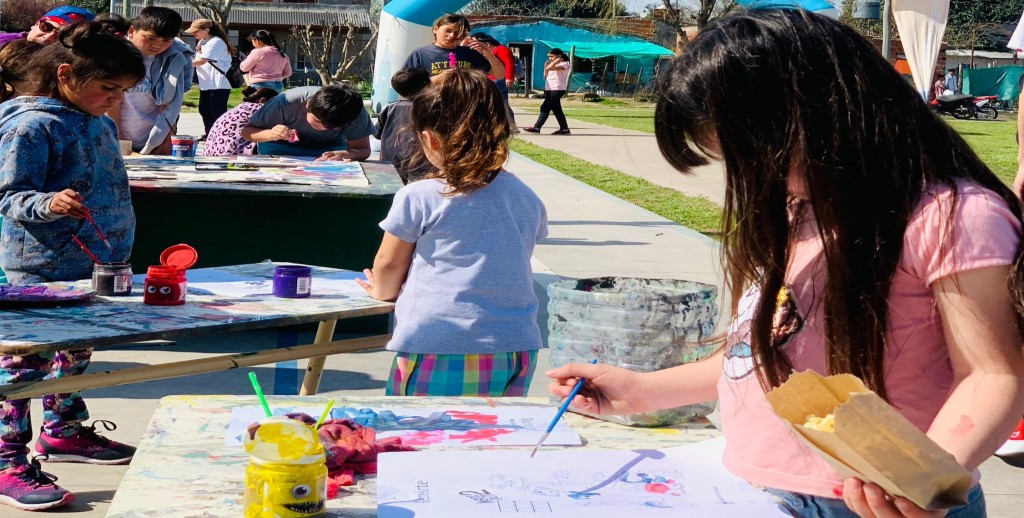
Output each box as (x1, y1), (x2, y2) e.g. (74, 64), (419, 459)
(0, 263), (393, 401)
(127, 159), (404, 277)
(105, 395), (722, 517)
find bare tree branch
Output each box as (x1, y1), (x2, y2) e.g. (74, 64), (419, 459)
(291, 20), (378, 85)
(183, 0), (236, 29)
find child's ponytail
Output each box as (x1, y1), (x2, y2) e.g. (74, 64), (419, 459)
(411, 68), (511, 195)
(19, 20), (145, 98)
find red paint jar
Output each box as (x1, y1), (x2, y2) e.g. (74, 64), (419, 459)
(143, 244), (198, 306)
(144, 266), (187, 305)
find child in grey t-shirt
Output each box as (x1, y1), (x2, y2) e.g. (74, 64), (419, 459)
(375, 68), (433, 184)
(357, 69), (547, 397)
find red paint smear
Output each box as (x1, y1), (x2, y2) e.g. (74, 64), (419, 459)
(450, 428), (515, 443)
(446, 411), (500, 425)
(644, 483), (671, 494)
(951, 415), (975, 436)
(832, 484), (844, 497)
(400, 430), (447, 446)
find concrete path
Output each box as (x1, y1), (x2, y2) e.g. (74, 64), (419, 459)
(27, 112), (1022, 517)
(511, 106), (728, 206)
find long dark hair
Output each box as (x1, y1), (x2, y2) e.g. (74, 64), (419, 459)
(18, 20), (145, 100)
(207, 21), (237, 57)
(654, 9), (1024, 399)
(0, 39), (44, 102)
(411, 68), (510, 195)
(250, 30), (284, 57)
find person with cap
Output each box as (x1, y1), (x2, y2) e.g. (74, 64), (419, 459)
(0, 6), (95, 49)
(186, 18), (236, 137)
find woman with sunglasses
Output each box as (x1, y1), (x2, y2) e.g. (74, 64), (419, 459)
(0, 6), (95, 49)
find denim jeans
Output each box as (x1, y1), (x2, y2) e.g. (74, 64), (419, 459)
(768, 485), (986, 518)
(249, 81), (284, 92)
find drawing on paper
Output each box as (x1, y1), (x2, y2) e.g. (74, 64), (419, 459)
(376, 439), (789, 517)
(226, 405), (582, 448)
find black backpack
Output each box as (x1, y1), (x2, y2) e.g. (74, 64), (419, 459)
(208, 51), (247, 89)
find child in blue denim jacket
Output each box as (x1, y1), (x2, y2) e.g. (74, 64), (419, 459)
(0, 20), (146, 511)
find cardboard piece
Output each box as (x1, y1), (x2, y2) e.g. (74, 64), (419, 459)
(765, 370), (971, 510)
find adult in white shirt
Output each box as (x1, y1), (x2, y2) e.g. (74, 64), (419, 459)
(186, 18), (234, 137)
(523, 48), (571, 135)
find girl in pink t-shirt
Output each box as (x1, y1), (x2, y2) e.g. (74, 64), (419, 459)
(523, 48), (571, 135)
(548, 10), (1024, 518)
(239, 30), (291, 93)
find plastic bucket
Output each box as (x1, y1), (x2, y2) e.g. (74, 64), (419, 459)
(547, 277), (720, 426)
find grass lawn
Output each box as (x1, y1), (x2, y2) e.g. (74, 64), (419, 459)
(510, 138), (722, 235)
(946, 117), (1017, 184)
(181, 86), (245, 112)
(511, 96), (656, 133)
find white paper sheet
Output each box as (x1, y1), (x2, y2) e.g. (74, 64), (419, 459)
(226, 405), (582, 448)
(377, 437), (787, 517)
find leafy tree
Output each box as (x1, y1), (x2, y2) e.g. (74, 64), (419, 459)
(463, 0), (627, 17)
(68, 0), (110, 16)
(1, 0), (59, 32)
(946, 0), (1024, 51)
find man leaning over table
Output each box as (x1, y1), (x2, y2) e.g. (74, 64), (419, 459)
(241, 83), (374, 160)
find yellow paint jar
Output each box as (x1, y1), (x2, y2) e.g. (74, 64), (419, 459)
(243, 417), (327, 517)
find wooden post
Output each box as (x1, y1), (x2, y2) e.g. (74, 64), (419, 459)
(299, 319), (338, 395)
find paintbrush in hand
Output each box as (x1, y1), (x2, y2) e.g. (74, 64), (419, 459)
(529, 359), (598, 458)
(71, 236), (102, 265)
(83, 210), (113, 251)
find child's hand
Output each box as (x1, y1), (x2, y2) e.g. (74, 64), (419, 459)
(546, 363), (648, 416)
(842, 479), (946, 517)
(49, 189), (88, 218)
(269, 125), (292, 142)
(355, 269), (383, 300)
(316, 151), (351, 162)
(466, 38), (491, 56)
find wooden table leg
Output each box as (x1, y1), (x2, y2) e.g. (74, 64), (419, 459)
(300, 319), (338, 395)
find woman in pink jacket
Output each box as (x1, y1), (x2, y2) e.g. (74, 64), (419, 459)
(239, 30), (292, 92)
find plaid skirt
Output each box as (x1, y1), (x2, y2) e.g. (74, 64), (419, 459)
(385, 350), (538, 397)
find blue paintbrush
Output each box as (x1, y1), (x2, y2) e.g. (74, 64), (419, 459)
(530, 359), (598, 458)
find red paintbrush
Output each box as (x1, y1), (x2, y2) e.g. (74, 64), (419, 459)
(71, 236), (102, 265)
(83, 210), (113, 251)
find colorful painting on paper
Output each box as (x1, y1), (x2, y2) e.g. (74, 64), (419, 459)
(225, 405), (582, 448)
(377, 438), (787, 517)
(123, 156), (367, 187)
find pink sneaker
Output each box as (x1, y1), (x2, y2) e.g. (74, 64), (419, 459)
(995, 419), (1024, 458)
(35, 420), (136, 465)
(0, 457), (75, 511)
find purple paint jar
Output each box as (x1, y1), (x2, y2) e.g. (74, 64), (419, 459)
(273, 265), (312, 298)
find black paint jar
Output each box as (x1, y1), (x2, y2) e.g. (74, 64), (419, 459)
(92, 262), (133, 296)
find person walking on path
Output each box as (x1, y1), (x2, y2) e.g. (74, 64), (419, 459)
(523, 48), (570, 135)
(239, 30), (291, 93)
(187, 18), (235, 137)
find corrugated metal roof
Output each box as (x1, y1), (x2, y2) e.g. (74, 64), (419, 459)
(110, 2), (371, 28)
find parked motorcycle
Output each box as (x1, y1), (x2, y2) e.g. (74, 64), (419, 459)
(932, 94), (977, 119)
(972, 96), (999, 120)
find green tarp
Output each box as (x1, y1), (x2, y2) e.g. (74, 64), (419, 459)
(538, 40), (673, 60)
(963, 66), (1024, 101)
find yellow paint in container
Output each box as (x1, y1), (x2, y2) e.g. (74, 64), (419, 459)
(243, 417), (327, 517)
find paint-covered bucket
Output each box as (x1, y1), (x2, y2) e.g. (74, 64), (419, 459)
(547, 277), (720, 427)
(171, 135), (197, 159)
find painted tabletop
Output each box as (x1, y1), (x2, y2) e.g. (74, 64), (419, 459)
(105, 395), (722, 518)
(128, 159), (404, 199)
(0, 263), (394, 356)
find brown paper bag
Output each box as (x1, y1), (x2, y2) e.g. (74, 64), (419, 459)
(765, 370), (971, 510)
